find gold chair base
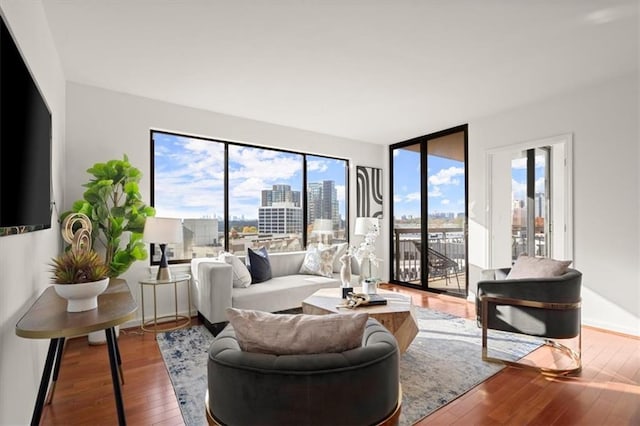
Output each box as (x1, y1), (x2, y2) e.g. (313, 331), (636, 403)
(483, 337), (582, 377)
(481, 295), (582, 377)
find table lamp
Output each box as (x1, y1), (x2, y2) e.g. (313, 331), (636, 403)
(313, 218), (334, 244)
(143, 217), (183, 281)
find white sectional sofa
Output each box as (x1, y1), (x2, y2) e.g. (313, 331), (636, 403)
(191, 250), (359, 332)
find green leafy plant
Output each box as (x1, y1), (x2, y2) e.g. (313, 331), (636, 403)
(62, 155), (156, 277)
(50, 250), (110, 284)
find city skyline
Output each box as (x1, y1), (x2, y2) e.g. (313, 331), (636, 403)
(393, 149), (466, 218)
(153, 131), (347, 221)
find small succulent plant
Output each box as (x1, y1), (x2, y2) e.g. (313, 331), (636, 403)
(50, 250), (110, 284)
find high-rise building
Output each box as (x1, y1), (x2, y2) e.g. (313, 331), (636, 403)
(307, 180), (339, 229)
(258, 203), (303, 234)
(258, 185), (302, 234)
(261, 184), (301, 207)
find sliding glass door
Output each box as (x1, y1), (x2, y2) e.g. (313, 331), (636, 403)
(390, 125), (468, 297)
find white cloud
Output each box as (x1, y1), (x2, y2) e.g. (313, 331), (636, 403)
(307, 159), (328, 172)
(428, 187), (443, 197)
(512, 178), (526, 199)
(428, 166), (463, 186)
(405, 192), (421, 202)
(441, 199), (450, 205)
(511, 155), (546, 170)
(336, 184), (345, 201)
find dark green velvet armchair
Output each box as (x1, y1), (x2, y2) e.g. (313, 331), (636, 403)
(476, 268), (582, 376)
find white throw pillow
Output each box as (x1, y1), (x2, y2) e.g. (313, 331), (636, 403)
(506, 254), (572, 279)
(299, 244), (337, 278)
(218, 252), (252, 288)
(226, 307), (369, 355)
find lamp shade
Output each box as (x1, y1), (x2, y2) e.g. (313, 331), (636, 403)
(143, 217), (183, 244)
(313, 218), (333, 234)
(354, 217), (378, 236)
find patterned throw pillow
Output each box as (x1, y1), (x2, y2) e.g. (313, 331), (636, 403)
(299, 244), (337, 278)
(226, 307), (369, 355)
(245, 247), (272, 284)
(218, 252), (252, 288)
(506, 254), (572, 279)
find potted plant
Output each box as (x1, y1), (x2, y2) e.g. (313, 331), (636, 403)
(61, 154), (156, 277)
(50, 250), (110, 312)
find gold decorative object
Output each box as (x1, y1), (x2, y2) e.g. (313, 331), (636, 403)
(61, 213), (92, 254)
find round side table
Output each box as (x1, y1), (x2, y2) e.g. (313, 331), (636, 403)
(139, 273), (192, 334)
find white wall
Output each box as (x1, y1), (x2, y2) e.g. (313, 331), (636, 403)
(65, 82), (387, 324)
(468, 72), (639, 336)
(0, 1), (66, 424)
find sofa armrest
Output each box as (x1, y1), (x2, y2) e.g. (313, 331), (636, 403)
(192, 260), (234, 324)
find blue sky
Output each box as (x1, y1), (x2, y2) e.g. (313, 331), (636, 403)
(511, 155), (546, 201)
(393, 149), (465, 218)
(152, 131), (346, 220)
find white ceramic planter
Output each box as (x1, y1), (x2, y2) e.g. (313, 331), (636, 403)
(54, 278), (109, 312)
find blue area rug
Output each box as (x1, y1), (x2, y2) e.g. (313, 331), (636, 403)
(157, 307), (542, 425)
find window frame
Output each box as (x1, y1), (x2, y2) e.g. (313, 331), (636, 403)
(149, 129), (350, 266)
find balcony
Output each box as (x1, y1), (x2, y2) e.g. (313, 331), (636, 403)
(393, 227), (466, 294)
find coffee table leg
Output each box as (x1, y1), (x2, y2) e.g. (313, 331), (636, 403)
(31, 338), (61, 425)
(105, 327), (126, 426)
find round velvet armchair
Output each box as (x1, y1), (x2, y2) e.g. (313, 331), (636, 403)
(205, 318), (401, 426)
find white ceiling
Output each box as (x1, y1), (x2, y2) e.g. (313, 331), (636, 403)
(42, 0), (638, 144)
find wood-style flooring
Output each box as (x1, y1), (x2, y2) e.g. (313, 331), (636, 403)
(40, 284), (639, 425)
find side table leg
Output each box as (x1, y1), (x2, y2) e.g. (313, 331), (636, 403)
(105, 327), (126, 426)
(114, 333), (125, 385)
(46, 337), (66, 404)
(31, 338), (61, 426)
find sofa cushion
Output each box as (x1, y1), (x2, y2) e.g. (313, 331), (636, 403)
(299, 244), (337, 278)
(246, 247), (272, 284)
(225, 307), (369, 355)
(232, 274), (340, 313)
(219, 252), (251, 288)
(506, 254), (572, 279)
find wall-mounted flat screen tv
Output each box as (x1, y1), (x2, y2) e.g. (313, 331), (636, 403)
(0, 15), (52, 235)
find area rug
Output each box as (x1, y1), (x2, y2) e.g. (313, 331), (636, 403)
(157, 307), (542, 425)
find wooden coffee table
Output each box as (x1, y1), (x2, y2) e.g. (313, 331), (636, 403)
(302, 287), (418, 353)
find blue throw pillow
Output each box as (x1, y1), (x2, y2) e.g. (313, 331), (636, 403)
(246, 247), (272, 284)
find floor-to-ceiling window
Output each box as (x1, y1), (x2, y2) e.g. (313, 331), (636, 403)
(150, 130), (349, 265)
(390, 125), (468, 297)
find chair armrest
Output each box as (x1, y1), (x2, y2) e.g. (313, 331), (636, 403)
(477, 269), (582, 304)
(480, 268), (511, 281)
(192, 260), (234, 324)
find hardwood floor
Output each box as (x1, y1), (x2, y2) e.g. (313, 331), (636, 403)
(40, 285), (639, 425)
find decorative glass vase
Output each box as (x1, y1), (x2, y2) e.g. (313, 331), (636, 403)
(359, 257), (371, 284)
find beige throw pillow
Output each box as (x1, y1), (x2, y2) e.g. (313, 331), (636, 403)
(506, 255), (572, 279)
(225, 308), (369, 355)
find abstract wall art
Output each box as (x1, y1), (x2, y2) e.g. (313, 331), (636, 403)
(356, 166), (383, 219)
